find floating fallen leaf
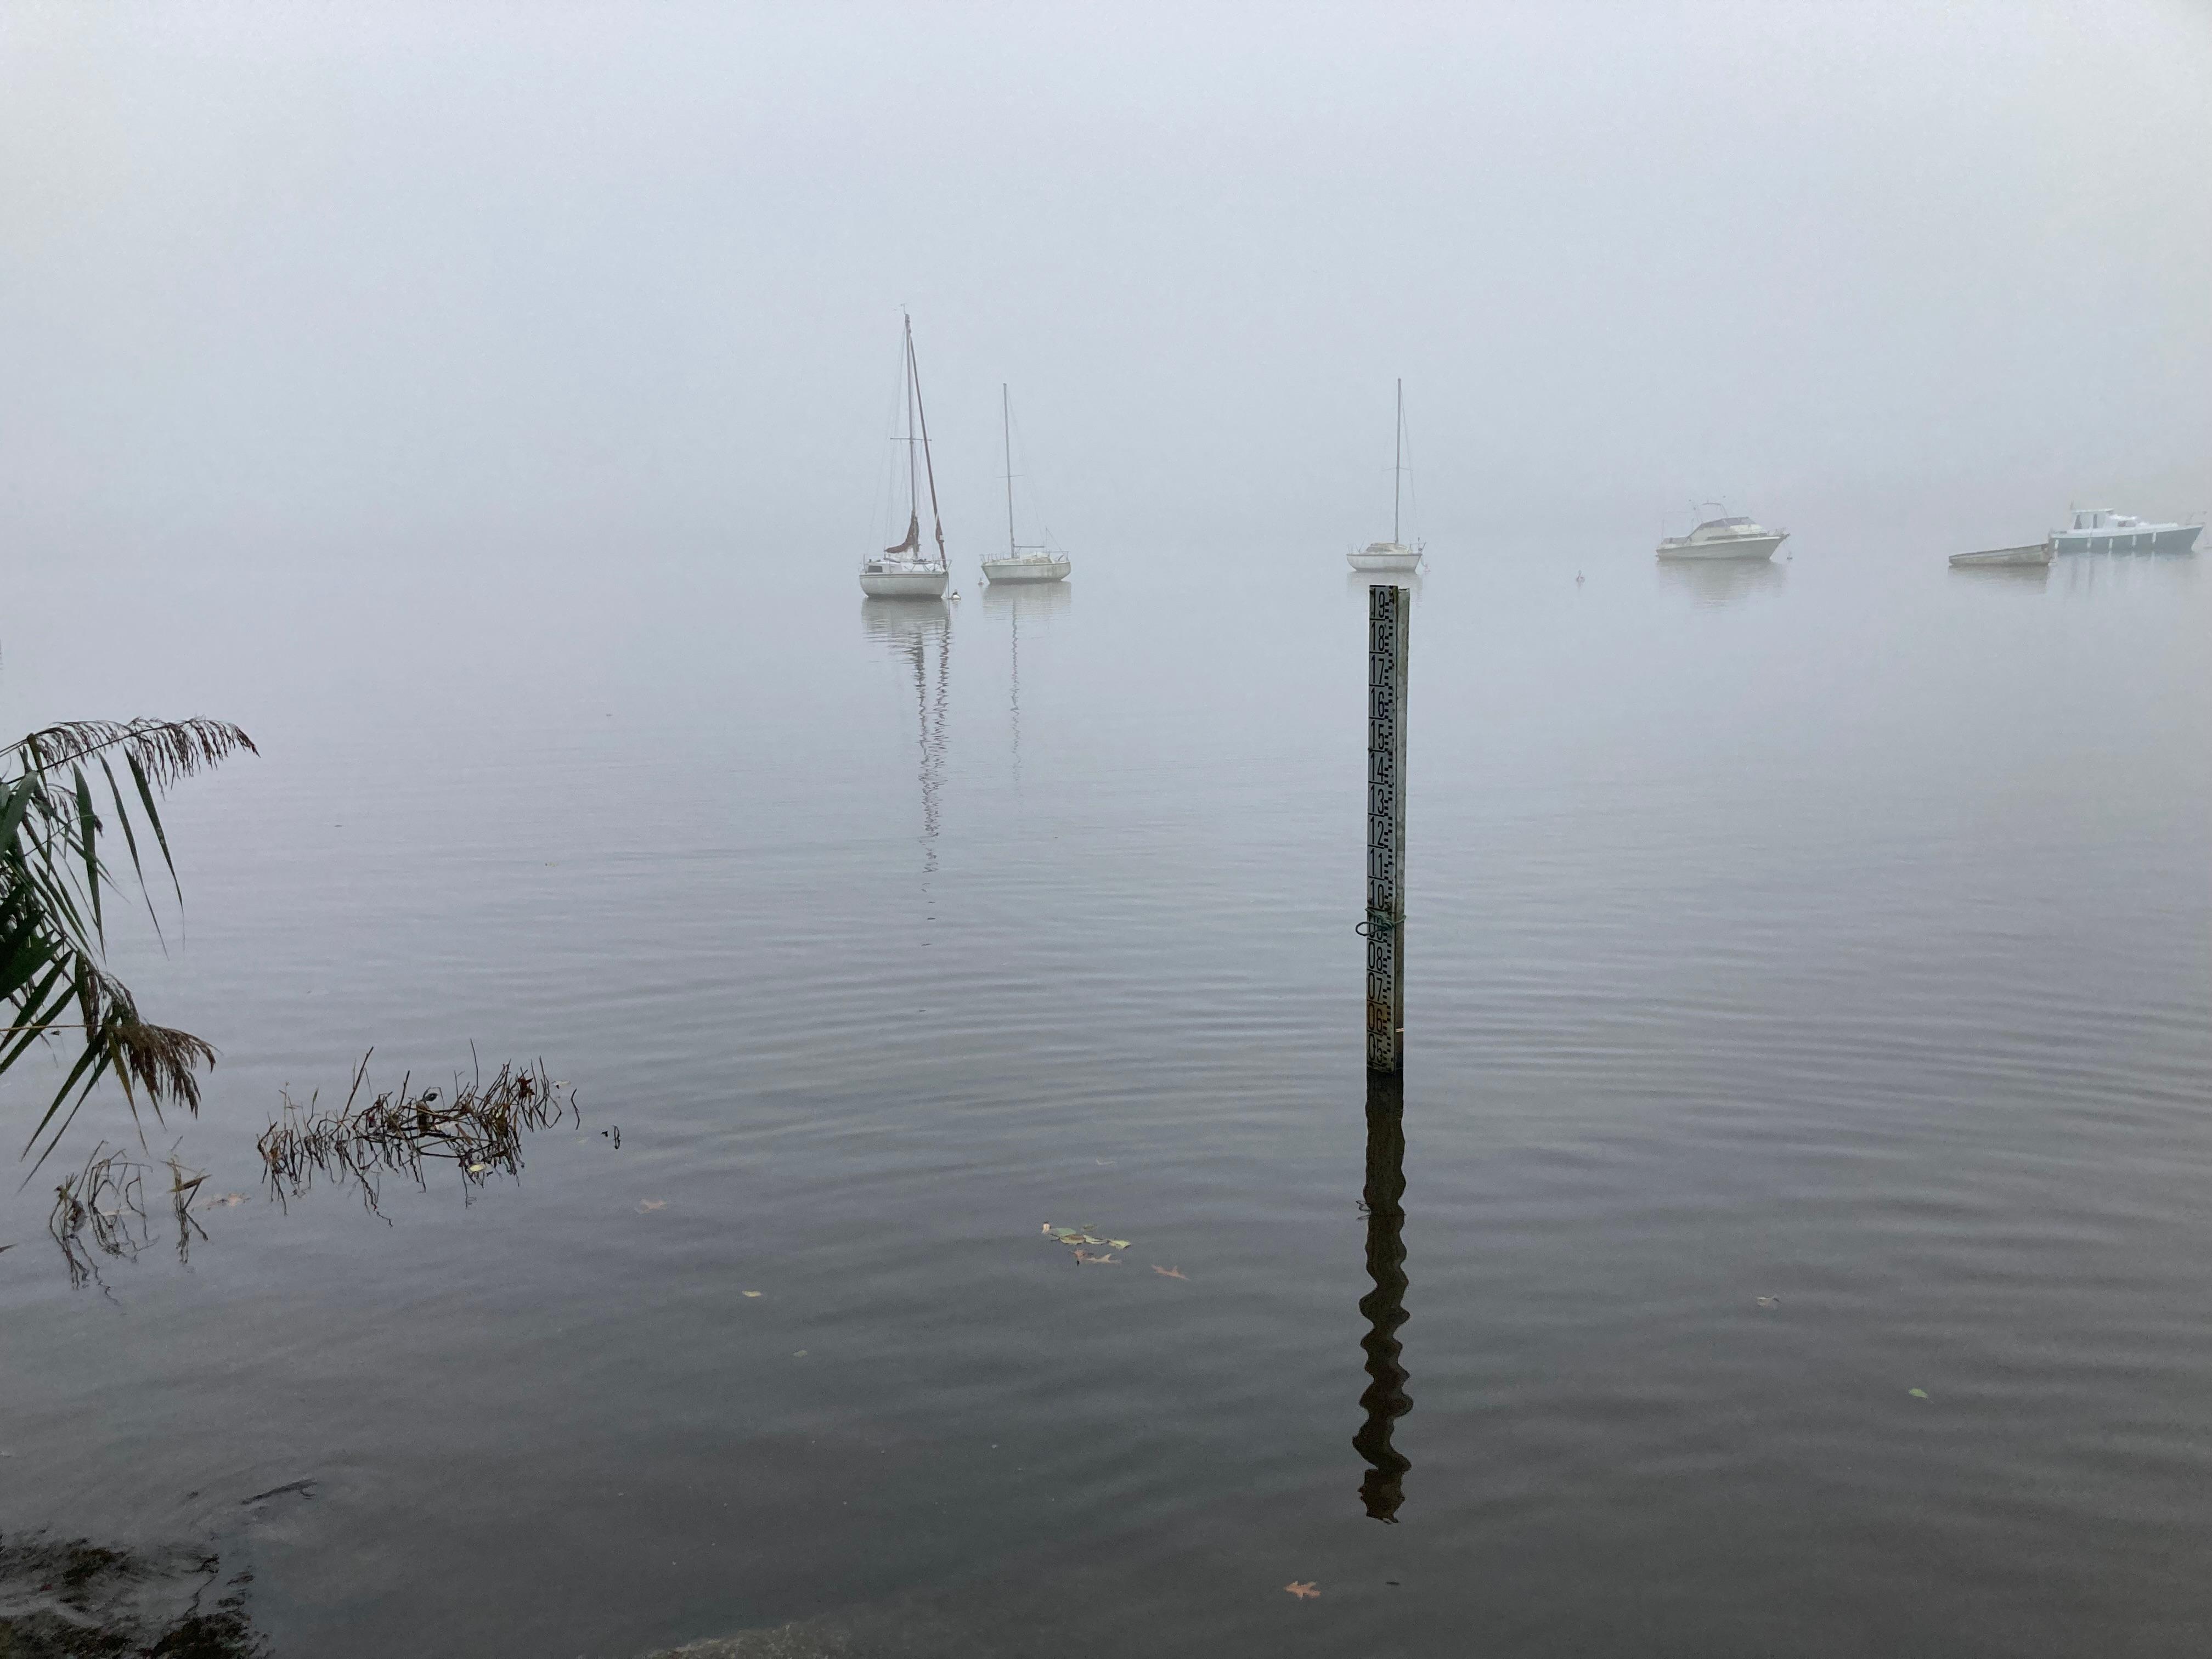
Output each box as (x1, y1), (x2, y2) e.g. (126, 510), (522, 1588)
(1073, 1249), (1118, 1266)
(467, 1163), (489, 1175)
(792, 1350), (808, 1358)
(1108, 1239), (1131, 1250)
(1755, 1296), (1778, 1308)
(742, 1291), (763, 1299)
(1285, 1581), (1320, 1600)
(1153, 1265), (1188, 1280)
(212, 1194), (247, 1208)
(1908, 1387), (1929, 1399)
(639, 1199), (665, 1212)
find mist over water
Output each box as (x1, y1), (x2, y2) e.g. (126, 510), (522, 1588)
(4, 2), (2209, 561)
(4, 5), (2211, 1657)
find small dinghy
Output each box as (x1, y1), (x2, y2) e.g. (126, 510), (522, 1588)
(1949, 542), (2053, 568)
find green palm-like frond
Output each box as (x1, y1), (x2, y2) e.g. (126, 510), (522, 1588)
(1, 718), (253, 1166)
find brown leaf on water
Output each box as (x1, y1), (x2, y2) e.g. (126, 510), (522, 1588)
(1072, 1249), (1118, 1266)
(212, 1194), (247, 1207)
(1152, 1265), (1188, 1280)
(639, 1199), (665, 1212)
(1285, 1581), (1320, 1600)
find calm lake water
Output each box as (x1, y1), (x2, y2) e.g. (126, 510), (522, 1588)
(4, 522), (2209, 1656)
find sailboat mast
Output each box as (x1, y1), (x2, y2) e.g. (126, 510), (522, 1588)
(1003, 384), (1017, 558)
(903, 316), (919, 518)
(910, 326), (947, 565)
(1393, 378), (1403, 546)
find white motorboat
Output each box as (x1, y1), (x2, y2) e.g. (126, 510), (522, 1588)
(1657, 511), (1788, 561)
(861, 313), (951, 600)
(1346, 380), (1425, 573)
(981, 384), (1073, 585)
(2051, 508), (2200, 555)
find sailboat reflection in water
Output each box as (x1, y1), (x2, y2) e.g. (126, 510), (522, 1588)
(982, 580), (1069, 789)
(860, 599), (951, 873)
(1355, 1069), (1413, 1520)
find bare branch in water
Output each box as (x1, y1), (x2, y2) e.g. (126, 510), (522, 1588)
(167, 1147), (209, 1262)
(49, 1142), (146, 1290)
(44, 1138), (215, 1288)
(258, 1053), (578, 1216)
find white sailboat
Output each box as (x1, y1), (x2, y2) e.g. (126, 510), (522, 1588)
(860, 314), (951, 599)
(1347, 380), (1424, 573)
(981, 385), (1072, 584)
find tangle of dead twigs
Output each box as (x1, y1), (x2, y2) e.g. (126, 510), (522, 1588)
(257, 1049), (577, 1217)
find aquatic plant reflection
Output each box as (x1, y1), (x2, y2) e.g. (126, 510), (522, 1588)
(1354, 1068), (1412, 1520)
(48, 1142), (212, 1289)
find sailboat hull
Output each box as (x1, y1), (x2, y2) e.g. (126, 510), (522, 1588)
(859, 565), (950, 599)
(981, 555), (1071, 584)
(1347, 548), (1423, 572)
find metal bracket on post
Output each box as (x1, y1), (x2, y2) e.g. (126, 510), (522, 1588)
(1365, 584), (1409, 1074)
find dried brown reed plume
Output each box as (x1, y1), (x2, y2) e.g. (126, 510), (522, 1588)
(14, 717), (257, 789)
(258, 1050), (577, 1216)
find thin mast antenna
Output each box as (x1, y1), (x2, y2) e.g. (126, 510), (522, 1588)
(1393, 378), (1403, 546)
(911, 324), (946, 565)
(1003, 383), (1017, 558)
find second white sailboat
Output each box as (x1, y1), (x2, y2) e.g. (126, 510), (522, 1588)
(1347, 379), (1424, 573)
(981, 385), (1072, 585)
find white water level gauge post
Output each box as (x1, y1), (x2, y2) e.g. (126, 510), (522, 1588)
(1365, 584), (1410, 1074)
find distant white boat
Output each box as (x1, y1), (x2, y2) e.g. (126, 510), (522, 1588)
(1348, 541), (1423, 573)
(980, 554), (1071, 584)
(1657, 512), (1788, 561)
(861, 313), (951, 600)
(2051, 508), (2200, 555)
(1347, 380), (1425, 573)
(981, 385), (1072, 585)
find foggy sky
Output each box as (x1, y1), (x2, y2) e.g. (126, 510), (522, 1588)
(4, 1), (2208, 564)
